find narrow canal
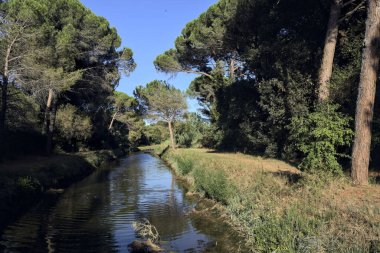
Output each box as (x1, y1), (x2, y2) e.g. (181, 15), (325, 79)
(0, 153), (244, 252)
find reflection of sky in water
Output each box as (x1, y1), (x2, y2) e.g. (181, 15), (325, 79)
(110, 154), (211, 252)
(0, 153), (241, 253)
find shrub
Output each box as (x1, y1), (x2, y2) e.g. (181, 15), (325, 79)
(200, 124), (223, 148)
(16, 176), (42, 193)
(289, 104), (353, 174)
(175, 113), (207, 148)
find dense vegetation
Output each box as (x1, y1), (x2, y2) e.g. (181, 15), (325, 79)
(144, 1), (380, 250)
(1, 0), (380, 251)
(154, 0), (380, 184)
(2, 0), (378, 183)
(0, 0), (139, 159)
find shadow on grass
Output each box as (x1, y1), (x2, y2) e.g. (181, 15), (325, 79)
(271, 171), (302, 184)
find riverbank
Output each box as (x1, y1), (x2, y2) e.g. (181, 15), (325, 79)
(0, 149), (123, 230)
(141, 145), (380, 252)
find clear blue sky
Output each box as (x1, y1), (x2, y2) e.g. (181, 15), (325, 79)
(79, 0), (218, 111)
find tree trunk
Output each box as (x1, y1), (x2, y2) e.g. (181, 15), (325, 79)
(168, 121), (176, 151)
(108, 108), (118, 130)
(229, 57), (236, 81)
(351, 0), (380, 185)
(46, 103), (57, 156)
(318, 0), (342, 102)
(0, 77), (7, 159)
(0, 76), (8, 136)
(45, 89), (55, 155)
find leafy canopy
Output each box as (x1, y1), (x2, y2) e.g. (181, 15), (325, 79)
(134, 80), (187, 123)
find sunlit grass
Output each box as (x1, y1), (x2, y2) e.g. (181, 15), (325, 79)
(146, 146), (380, 252)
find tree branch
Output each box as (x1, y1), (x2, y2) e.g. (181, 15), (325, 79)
(183, 69), (214, 79)
(339, 0), (365, 23)
(342, 0), (357, 8)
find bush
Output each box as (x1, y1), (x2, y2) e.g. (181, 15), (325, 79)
(175, 113), (207, 148)
(176, 131), (195, 148)
(200, 123), (223, 148)
(289, 104), (353, 174)
(16, 176), (42, 194)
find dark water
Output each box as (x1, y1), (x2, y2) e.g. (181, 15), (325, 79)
(0, 153), (244, 252)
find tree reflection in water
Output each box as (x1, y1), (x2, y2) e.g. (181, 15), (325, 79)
(0, 153), (244, 253)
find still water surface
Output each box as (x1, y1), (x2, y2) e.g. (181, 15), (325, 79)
(0, 153), (243, 252)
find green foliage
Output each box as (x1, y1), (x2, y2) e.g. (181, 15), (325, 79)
(113, 91), (136, 111)
(289, 104), (354, 174)
(153, 49), (183, 74)
(0, 0), (138, 155)
(175, 113), (207, 148)
(174, 156), (194, 176)
(229, 194), (323, 252)
(188, 62), (229, 120)
(193, 167), (232, 204)
(55, 104), (92, 151)
(3, 86), (40, 131)
(199, 123), (223, 148)
(134, 80), (187, 149)
(134, 80), (187, 123)
(16, 176), (41, 193)
(108, 91), (143, 150)
(154, 0), (329, 160)
(142, 123), (169, 145)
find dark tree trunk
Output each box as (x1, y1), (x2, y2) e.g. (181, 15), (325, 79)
(351, 0), (380, 185)
(0, 76), (8, 136)
(45, 89), (56, 155)
(0, 77), (7, 158)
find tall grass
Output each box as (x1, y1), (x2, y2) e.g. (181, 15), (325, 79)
(173, 156), (194, 175)
(193, 166), (233, 204)
(159, 148), (380, 252)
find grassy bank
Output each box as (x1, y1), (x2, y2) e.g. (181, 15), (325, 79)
(0, 149), (123, 230)
(142, 145), (380, 252)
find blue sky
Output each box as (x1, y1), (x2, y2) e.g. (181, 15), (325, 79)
(79, 0), (218, 111)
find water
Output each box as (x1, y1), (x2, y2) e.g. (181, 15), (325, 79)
(0, 153), (244, 252)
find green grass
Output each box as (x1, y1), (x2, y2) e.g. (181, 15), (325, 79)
(146, 147), (380, 252)
(192, 165), (233, 204)
(174, 155), (194, 175)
